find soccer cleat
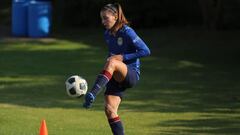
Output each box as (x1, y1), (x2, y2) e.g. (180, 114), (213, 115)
(83, 92), (95, 108)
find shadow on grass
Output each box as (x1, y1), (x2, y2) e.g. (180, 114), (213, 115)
(158, 117), (240, 135)
(1, 28), (240, 135)
(0, 34), (105, 108)
(0, 28), (240, 113)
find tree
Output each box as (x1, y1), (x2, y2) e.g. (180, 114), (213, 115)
(198, 0), (223, 30)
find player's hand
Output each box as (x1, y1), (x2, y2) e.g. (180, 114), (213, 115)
(83, 92), (95, 109)
(107, 55), (123, 61)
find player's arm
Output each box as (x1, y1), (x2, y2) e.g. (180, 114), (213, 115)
(122, 28), (151, 61)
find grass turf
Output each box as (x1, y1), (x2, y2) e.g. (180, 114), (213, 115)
(0, 28), (240, 135)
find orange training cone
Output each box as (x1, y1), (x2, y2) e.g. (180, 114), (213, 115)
(39, 119), (48, 135)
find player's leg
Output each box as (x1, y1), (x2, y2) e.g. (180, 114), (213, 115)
(103, 65), (139, 134)
(105, 95), (124, 135)
(104, 58), (128, 82)
(83, 59), (128, 108)
(90, 58), (127, 96)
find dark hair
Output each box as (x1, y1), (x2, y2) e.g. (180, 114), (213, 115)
(101, 3), (129, 34)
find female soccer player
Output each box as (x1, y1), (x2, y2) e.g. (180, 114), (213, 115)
(83, 3), (151, 135)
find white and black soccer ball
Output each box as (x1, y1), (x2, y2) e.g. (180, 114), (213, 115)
(65, 75), (88, 98)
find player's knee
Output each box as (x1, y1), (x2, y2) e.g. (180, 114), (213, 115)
(105, 104), (118, 119)
(106, 58), (118, 69)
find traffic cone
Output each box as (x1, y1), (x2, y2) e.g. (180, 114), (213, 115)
(39, 119), (48, 135)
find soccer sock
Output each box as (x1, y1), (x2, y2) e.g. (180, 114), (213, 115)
(108, 116), (124, 135)
(90, 70), (112, 97)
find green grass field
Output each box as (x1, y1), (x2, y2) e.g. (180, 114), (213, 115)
(0, 28), (240, 135)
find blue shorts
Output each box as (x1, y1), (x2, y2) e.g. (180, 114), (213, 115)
(104, 67), (138, 98)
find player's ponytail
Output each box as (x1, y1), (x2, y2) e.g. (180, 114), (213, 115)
(101, 3), (129, 35)
(114, 3), (129, 32)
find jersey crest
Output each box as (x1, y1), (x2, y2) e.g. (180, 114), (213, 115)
(117, 37), (123, 46)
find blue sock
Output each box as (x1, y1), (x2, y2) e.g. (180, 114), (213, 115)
(90, 70), (112, 97)
(108, 116), (124, 135)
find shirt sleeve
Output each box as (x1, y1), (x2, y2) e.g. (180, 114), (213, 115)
(123, 28), (151, 61)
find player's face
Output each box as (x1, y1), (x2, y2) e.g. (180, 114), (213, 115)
(100, 10), (117, 29)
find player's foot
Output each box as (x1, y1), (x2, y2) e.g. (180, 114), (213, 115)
(83, 92), (95, 108)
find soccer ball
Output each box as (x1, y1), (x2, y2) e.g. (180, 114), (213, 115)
(65, 75), (88, 98)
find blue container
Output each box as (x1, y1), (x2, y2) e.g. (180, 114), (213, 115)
(12, 0), (29, 37)
(28, 1), (52, 38)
